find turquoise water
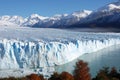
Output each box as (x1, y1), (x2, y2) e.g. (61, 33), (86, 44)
(55, 45), (120, 77)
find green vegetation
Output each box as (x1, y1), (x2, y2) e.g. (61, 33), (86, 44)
(0, 60), (120, 80)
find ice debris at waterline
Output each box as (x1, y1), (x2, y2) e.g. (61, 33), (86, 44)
(0, 38), (120, 69)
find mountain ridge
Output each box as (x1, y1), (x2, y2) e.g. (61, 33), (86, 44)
(0, 1), (120, 28)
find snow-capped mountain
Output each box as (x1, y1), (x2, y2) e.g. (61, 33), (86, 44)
(0, 1), (120, 28)
(23, 14), (49, 27)
(0, 15), (25, 26)
(53, 10), (92, 28)
(69, 1), (120, 28)
(86, 1), (120, 21)
(26, 10), (92, 28)
(0, 10), (92, 28)
(98, 1), (120, 12)
(37, 14), (67, 28)
(0, 21), (17, 26)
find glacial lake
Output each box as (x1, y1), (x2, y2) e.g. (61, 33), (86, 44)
(55, 44), (120, 77)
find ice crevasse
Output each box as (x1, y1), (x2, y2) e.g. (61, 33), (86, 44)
(0, 38), (120, 69)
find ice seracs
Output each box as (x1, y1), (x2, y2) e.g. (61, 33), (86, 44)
(0, 26), (120, 70)
(0, 26), (120, 77)
(1, 38), (120, 69)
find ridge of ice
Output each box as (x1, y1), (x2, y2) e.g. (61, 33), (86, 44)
(0, 38), (120, 69)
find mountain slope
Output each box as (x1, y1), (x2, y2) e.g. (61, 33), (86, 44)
(31, 10), (92, 28)
(0, 10), (92, 28)
(0, 15), (25, 26)
(0, 1), (120, 28)
(0, 21), (18, 27)
(69, 1), (120, 29)
(23, 14), (49, 27)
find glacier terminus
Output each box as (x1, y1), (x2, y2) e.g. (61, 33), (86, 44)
(0, 26), (120, 77)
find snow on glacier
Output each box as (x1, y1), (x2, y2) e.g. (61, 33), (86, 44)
(0, 26), (120, 77)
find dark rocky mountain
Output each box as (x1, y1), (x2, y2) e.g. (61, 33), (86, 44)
(68, 1), (120, 29)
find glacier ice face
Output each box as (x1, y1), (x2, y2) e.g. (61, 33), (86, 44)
(0, 38), (120, 69)
(0, 27), (120, 77)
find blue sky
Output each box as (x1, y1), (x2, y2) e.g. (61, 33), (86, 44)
(0, 0), (116, 17)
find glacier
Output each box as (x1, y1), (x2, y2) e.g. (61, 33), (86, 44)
(0, 26), (120, 77)
(0, 38), (120, 70)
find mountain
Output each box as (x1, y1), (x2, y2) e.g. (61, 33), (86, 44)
(69, 1), (120, 29)
(0, 15), (25, 26)
(28, 10), (92, 28)
(0, 21), (17, 26)
(23, 14), (49, 27)
(0, 10), (92, 28)
(51, 10), (92, 28)
(0, 1), (120, 28)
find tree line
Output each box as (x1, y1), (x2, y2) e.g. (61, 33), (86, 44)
(0, 60), (120, 80)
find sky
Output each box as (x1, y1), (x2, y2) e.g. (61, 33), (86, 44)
(0, 0), (117, 17)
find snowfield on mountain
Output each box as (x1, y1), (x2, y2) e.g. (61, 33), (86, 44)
(0, 1), (120, 28)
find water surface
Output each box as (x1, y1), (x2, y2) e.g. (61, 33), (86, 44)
(55, 45), (120, 77)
